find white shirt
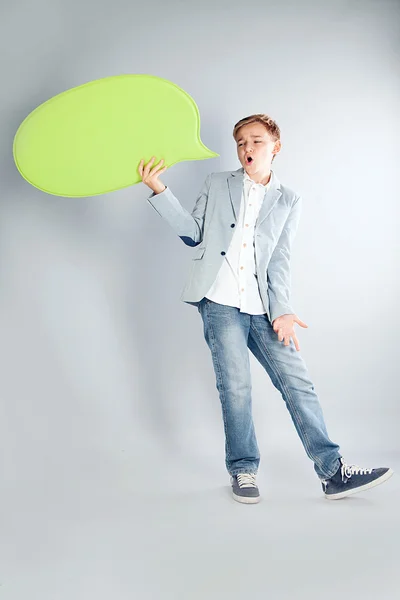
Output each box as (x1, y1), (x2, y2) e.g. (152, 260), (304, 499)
(205, 170), (272, 315)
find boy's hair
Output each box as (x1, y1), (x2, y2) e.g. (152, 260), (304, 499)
(233, 114), (281, 162)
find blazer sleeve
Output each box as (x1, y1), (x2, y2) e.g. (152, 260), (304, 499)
(267, 195), (302, 323)
(146, 174), (211, 247)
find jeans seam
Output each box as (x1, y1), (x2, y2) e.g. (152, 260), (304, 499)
(204, 300), (233, 466)
(250, 321), (329, 476)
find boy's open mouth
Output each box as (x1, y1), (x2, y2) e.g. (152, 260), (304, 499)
(246, 156), (253, 164)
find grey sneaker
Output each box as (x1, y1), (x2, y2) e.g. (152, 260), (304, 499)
(322, 457), (394, 500)
(230, 473), (260, 504)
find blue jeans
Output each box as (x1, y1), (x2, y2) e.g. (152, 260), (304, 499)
(197, 297), (342, 480)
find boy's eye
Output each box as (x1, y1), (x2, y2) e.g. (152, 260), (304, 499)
(238, 141), (261, 146)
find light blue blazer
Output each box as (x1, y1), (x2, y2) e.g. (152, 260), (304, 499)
(147, 167), (302, 324)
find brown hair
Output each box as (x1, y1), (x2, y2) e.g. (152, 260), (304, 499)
(233, 114), (281, 162)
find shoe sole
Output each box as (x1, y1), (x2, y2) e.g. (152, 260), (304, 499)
(232, 492), (260, 504)
(324, 468), (394, 500)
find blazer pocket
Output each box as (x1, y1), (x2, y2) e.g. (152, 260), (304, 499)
(192, 246), (206, 260)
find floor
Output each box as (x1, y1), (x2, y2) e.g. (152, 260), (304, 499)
(2, 448), (399, 600)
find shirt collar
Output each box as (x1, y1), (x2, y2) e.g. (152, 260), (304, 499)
(243, 169), (273, 189)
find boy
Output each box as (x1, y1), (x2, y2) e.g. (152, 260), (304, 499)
(138, 114), (393, 504)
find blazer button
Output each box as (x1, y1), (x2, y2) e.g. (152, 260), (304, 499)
(231, 223), (235, 228)
(221, 251), (226, 255)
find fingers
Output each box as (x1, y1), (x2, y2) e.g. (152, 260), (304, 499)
(150, 158), (165, 176)
(277, 328), (288, 345)
(294, 317), (308, 328)
(138, 157), (166, 181)
(293, 334), (300, 351)
(143, 156), (156, 177)
(137, 157), (154, 179)
(277, 328), (300, 351)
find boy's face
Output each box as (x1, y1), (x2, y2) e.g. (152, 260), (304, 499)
(235, 122), (281, 174)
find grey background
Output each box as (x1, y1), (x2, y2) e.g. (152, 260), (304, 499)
(1, 0), (399, 598)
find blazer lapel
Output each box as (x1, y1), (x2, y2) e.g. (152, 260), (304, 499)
(227, 169), (244, 221)
(227, 167), (282, 229)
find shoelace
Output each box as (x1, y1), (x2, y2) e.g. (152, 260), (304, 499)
(237, 473), (257, 488)
(341, 461), (372, 480)
(322, 460), (373, 489)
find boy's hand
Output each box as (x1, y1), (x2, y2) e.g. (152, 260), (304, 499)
(138, 157), (167, 194)
(272, 314), (308, 351)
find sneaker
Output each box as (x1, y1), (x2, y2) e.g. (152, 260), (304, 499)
(322, 457), (394, 500)
(230, 473), (260, 504)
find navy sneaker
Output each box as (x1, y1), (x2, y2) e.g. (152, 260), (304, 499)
(322, 457), (394, 500)
(230, 473), (260, 504)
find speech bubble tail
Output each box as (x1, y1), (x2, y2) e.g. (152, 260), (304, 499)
(203, 148), (220, 158)
(200, 151), (219, 160)
(194, 139), (219, 160)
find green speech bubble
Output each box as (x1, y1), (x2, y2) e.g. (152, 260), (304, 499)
(13, 74), (219, 197)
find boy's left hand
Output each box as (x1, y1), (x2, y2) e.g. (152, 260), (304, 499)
(272, 314), (308, 351)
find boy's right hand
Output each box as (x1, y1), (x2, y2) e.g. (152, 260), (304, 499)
(138, 157), (167, 194)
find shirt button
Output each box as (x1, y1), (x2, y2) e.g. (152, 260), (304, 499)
(243, 243), (247, 247)
(245, 224), (249, 227)
(230, 224), (235, 228)
(240, 266), (244, 270)
(221, 251), (226, 255)
(241, 288), (245, 292)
